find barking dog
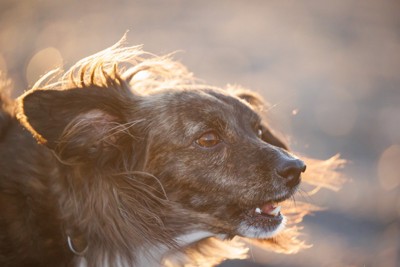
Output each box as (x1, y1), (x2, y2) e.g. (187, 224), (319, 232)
(0, 38), (344, 267)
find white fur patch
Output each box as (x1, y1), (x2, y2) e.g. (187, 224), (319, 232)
(135, 231), (216, 267)
(175, 230), (216, 246)
(135, 244), (169, 267)
(237, 215), (287, 239)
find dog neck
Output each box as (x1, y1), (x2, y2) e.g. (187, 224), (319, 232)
(137, 230), (218, 266)
(73, 230), (218, 267)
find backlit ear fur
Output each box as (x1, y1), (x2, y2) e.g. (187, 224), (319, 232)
(16, 35), (193, 163)
(0, 74), (13, 136)
(227, 85), (265, 111)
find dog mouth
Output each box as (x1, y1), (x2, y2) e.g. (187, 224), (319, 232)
(254, 203), (282, 217)
(236, 193), (294, 239)
(244, 202), (283, 228)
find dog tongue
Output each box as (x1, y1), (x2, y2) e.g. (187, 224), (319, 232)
(261, 203), (276, 214)
(261, 203), (281, 216)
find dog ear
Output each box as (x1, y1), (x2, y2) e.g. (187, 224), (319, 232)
(259, 123), (288, 149)
(233, 89), (289, 150)
(18, 86), (137, 164)
(233, 89), (264, 110)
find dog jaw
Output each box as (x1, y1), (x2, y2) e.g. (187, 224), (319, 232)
(237, 215), (287, 239)
(237, 203), (287, 239)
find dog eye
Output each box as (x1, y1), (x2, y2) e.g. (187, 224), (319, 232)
(196, 131), (221, 148)
(257, 127), (263, 138)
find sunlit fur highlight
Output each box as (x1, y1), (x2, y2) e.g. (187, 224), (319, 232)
(0, 73), (13, 114)
(16, 36), (345, 266)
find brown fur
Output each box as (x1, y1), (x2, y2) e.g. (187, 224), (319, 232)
(0, 37), (345, 267)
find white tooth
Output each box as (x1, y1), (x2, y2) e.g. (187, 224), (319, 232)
(255, 207), (262, 214)
(269, 206), (281, 216)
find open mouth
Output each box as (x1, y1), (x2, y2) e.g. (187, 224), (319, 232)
(255, 203), (282, 217)
(245, 202), (283, 229)
(237, 194), (293, 239)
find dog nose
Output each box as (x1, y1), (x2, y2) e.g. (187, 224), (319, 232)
(277, 158), (306, 188)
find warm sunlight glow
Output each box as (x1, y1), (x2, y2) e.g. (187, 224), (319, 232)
(26, 47), (63, 86)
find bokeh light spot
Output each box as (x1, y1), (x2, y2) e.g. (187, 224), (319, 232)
(26, 47), (63, 86)
(378, 145), (400, 191)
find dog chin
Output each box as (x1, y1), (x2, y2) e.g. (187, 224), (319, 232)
(237, 214), (287, 239)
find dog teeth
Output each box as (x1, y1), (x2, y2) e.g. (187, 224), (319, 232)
(268, 206), (281, 216)
(255, 206), (281, 216)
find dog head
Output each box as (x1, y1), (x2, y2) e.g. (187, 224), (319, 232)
(139, 87), (306, 239)
(17, 40), (343, 265)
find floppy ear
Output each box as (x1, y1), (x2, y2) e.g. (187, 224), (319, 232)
(233, 89), (264, 110)
(17, 86), (137, 164)
(233, 89), (289, 150)
(259, 123), (288, 150)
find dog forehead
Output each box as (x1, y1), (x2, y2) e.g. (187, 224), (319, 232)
(145, 89), (257, 121)
(138, 88), (260, 139)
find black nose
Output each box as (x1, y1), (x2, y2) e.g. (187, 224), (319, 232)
(277, 158), (306, 188)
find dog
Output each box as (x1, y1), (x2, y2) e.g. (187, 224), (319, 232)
(0, 37), (344, 267)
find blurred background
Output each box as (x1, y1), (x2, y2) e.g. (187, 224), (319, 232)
(1, 0), (399, 266)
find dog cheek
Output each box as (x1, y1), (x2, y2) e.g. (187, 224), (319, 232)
(147, 151), (223, 195)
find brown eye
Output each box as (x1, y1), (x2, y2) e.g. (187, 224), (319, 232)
(257, 127), (263, 138)
(196, 131), (221, 148)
